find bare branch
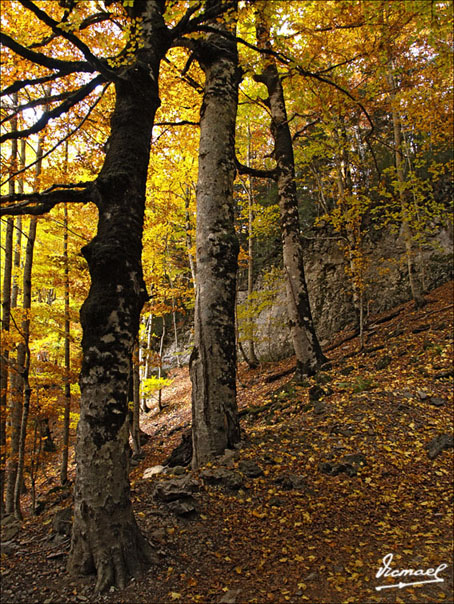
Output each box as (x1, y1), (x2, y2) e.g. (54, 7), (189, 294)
(1, 82), (110, 187)
(1, 74), (67, 98)
(155, 120), (199, 127)
(0, 182), (95, 217)
(0, 74), (105, 143)
(235, 157), (277, 179)
(1, 90), (76, 127)
(0, 32), (92, 74)
(18, 0), (115, 81)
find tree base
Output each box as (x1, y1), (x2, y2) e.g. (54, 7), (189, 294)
(67, 510), (157, 593)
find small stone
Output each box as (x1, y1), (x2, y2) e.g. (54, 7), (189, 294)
(218, 449), (238, 466)
(201, 468), (243, 490)
(308, 385), (326, 402)
(150, 528), (166, 543)
(219, 589), (241, 604)
(342, 453), (367, 467)
(143, 465), (165, 479)
(375, 355), (392, 371)
(172, 466), (186, 475)
(417, 390), (429, 401)
(428, 397), (445, 407)
(239, 459), (263, 478)
(426, 434), (454, 459)
(167, 496), (198, 517)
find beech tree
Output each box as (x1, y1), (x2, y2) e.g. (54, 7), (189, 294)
(0, 0), (236, 591)
(188, 0), (241, 467)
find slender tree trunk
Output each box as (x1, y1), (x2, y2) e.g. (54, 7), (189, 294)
(67, 3), (169, 591)
(184, 187), (197, 287)
(5, 108), (23, 514)
(13, 215), (37, 519)
(255, 11), (326, 379)
(60, 201), (71, 485)
(190, 0), (241, 468)
(130, 341), (141, 455)
(387, 67), (422, 306)
(0, 221), (14, 514)
(157, 317), (166, 412)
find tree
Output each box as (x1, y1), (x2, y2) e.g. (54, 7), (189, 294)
(1, 0), (235, 591)
(188, 0), (241, 467)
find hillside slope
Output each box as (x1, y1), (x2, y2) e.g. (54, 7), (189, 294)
(1, 281), (453, 604)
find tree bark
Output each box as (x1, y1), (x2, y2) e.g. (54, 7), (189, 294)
(255, 11), (326, 379)
(13, 216), (37, 519)
(60, 200), (71, 485)
(190, 0), (241, 468)
(67, 2), (169, 591)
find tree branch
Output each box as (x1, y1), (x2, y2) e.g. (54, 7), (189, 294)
(235, 157), (277, 179)
(18, 0), (115, 81)
(1, 82), (110, 187)
(1, 90), (76, 127)
(0, 74), (105, 143)
(1, 74), (64, 98)
(0, 32), (92, 74)
(0, 182), (95, 216)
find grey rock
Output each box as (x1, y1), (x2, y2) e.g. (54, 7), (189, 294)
(201, 468), (243, 490)
(52, 507), (72, 536)
(164, 429), (192, 467)
(268, 496), (284, 507)
(417, 390), (430, 401)
(319, 462), (356, 477)
(341, 453), (367, 468)
(426, 434), (454, 459)
(218, 449), (238, 466)
(167, 496), (198, 517)
(150, 528), (167, 543)
(274, 473), (308, 491)
(239, 459), (264, 478)
(172, 466), (187, 476)
(219, 589), (241, 604)
(153, 476), (198, 502)
(428, 397), (445, 407)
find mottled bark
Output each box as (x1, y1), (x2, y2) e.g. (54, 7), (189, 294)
(190, 0), (241, 468)
(255, 14), (326, 378)
(67, 2), (169, 592)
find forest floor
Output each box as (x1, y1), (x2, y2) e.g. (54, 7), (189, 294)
(1, 281), (453, 604)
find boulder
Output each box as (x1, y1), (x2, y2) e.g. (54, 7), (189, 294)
(201, 468), (243, 490)
(153, 476), (199, 502)
(143, 465), (165, 479)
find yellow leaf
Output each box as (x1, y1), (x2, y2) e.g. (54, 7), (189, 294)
(235, 566), (242, 574)
(169, 593), (181, 601)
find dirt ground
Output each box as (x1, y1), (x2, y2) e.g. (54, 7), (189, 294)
(1, 281), (453, 604)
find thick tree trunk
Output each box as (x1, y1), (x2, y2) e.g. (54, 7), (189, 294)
(190, 1), (241, 468)
(67, 3), (169, 591)
(255, 14), (326, 379)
